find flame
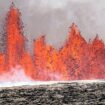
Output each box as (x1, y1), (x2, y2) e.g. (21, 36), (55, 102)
(34, 36), (69, 80)
(0, 4), (105, 81)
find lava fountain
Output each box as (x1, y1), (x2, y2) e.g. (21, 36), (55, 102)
(0, 3), (105, 82)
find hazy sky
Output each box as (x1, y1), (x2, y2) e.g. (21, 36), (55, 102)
(0, 0), (105, 50)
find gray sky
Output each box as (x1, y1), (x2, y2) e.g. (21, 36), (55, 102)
(0, 0), (105, 51)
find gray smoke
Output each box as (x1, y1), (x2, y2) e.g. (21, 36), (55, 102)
(0, 0), (105, 52)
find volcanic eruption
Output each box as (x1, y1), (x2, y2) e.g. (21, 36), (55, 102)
(0, 3), (105, 81)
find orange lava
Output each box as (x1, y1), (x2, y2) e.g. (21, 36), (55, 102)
(0, 4), (105, 81)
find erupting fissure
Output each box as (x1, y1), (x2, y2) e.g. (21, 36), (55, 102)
(0, 3), (105, 81)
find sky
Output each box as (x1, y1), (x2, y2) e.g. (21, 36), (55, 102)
(0, 0), (105, 51)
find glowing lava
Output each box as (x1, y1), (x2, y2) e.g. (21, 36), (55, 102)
(0, 4), (105, 81)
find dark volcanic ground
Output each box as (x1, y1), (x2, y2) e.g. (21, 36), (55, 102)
(0, 81), (105, 105)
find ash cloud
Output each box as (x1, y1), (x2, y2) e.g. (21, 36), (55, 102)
(0, 0), (105, 51)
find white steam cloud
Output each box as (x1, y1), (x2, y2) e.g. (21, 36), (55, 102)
(0, 66), (32, 82)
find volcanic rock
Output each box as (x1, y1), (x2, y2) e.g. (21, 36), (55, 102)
(0, 81), (105, 105)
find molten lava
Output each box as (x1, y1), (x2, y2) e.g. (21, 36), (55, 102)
(0, 4), (105, 81)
